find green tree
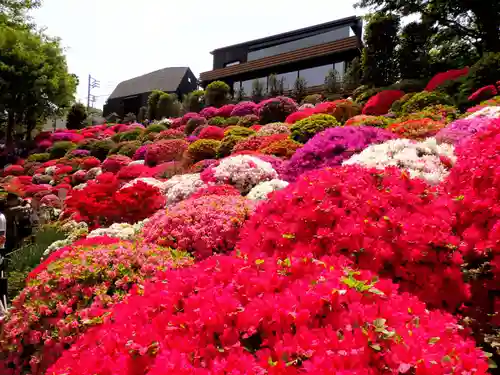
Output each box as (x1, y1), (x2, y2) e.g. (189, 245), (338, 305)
(397, 21), (433, 80)
(292, 77), (307, 103)
(362, 13), (400, 87)
(251, 79), (266, 103)
(146, 90), (163, 120)
(343, 57), (362, 92)
(66, 103), (87, 130)
(235, 86), (246, 102)
(0, 0), (41, 25)
(157, 92), (177, 119)
(324, 69), (342, 96)
(0, 22), (77, 144)
(137, 106), (147, 123)
(268, 74), (284, 97)
(205, 81), (229, 107)
(355, 0), (500, 54)
(182, 90), (204, 113)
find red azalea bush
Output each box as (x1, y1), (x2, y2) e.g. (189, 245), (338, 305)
(238, 166), (468, 311)
(313, 99), (361, 123)
(388, 118), (446, 140)
(144, 140), (188, 166)
(189, 184), (240, 199)
(468, 85), (498, 103)
(216, 104), (236, 118)
(232, 134), (288, 154)
(64, 175), (165, 228)
(3, 165), (24, 176)
(142, 195), (255, 259)
(230, 101), (257, 117)
(116, 164), (155, 182)
(71, 170), (87, 186)
(0, 239), (192, 375)
(284, 108), (315, 124)
(438, 120), (500, 352)
(101, 155), (132, 173)
(362, 90), (405, 116)
(45, 253), (488, 375)
(199, 106), (218, 119)
(80, 157), (101, 170)
(198, 125), (225, 140)
(153, 161), (185, 179)
(181, 112), (199, 125)
(156, 128), (185, 140)
(425, 67), (470, 91)
(257, 96), (298, 124)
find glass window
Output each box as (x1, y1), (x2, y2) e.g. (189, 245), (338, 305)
(273, 71), (298, 91)
(233, 81), (241, 94)
(225, 61), (240, 67)
(334, 62), (345, 79)
(248, 26), (350, 61)
(241, 80), (253, 97)
(299, 64), (334, 87)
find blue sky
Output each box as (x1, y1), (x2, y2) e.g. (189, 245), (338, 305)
(32, 0), (362, 110)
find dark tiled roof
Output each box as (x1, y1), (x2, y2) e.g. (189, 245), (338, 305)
(108, 67), (189, 99)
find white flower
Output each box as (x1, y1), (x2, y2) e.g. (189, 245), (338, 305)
(212, 155), (278, 194)
(85, 167), (102, 181)
(164, 173), (206, 205)
(45, 166), (57, 176)
(88, 222), (137, 241)
(298, 103), (315, 110)
(73, 183), (87, 190)
(247, 179), (289, 201)
(122, 178), (168, 194)
(43, 238), (72, 257)
(256, 123), (291, 136)
(343, 137), (456, 185)
(128, 160), (145, 166)
(466, 106), (500, 119)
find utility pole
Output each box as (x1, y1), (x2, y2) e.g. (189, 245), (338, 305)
(87, 74), (100, 110)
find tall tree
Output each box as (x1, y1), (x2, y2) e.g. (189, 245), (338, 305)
(0, 0), (41, 25)
(355, 0), (500, 53)
(0, 22), (77, 144)
(397, 21), (433, 80)
(362, 13), (400, 87)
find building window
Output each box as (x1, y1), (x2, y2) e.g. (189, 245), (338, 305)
(299, 64), (334, 87)
(241, 77), (267, 96)
(233, 81), (241, 94)
(225, 61), (241, 67)
(273, 71), (298, 91)
(247, 26), (350, 61)
(334, 62), (345, 79)
(188, 77), (192, 83)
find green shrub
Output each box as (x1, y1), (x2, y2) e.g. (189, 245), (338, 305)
(302, 94), (323, 105)
(49, 141), (76, 159)
(66, 103), (88, 130)
(76, 139), (97, 151)
(187, 139), (221, 163)
(224, 126), (255, 138)
(109, 141), (141, 158)
(208, 116), (226, 126)
(205, 81), (230, 107)
(182, 90), (205, 113)
(27, 153), (50, 163)
(143, 123), (167, 139)
(137, 106), (147, 123)
(90, 139), (116, 160)
(459, 52), (500, 96)
(402, 104), (460, 123)
(119, 128), (144, 142)
(147, 90), (163, 120)
(185, 117), (207, 135)
(388, 79), (428, 93)
(225, 116), (240, 126)
(354, 87), (385, 105)
(290, 114), (340, 144)
(390, 93), (416, 114)
(400, 91), (453, 114)
(237, 114), (259, 127)
(217, 135), (245, 158)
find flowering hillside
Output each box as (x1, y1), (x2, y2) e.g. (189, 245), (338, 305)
(1, 77), (500, 374)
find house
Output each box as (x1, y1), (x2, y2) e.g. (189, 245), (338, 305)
(199, 16), (362, 95)
(103, 67), (198, 118)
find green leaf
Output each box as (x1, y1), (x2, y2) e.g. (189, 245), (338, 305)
(255, 259), (265, 265)
(488, 358), (498, 369)
(428, 337), (440, 345)
(370, 343), (382, 351)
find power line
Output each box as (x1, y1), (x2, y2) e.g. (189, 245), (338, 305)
(86, 74), (100, 110)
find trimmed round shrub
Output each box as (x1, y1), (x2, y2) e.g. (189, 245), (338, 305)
(207, 116), (226, 126)
(142, 195), (254, 259)
(284, 126), (396, 181)
(256, 122), (290, 136)
(290, 114), (340, 143)
(425, 67), (470, 91)
(217, 135), (246, 158)
(76, 139), (97, 151)
(154, 161), (185, 179)
(144, 139), (188, 166)
(259, 138), (301, 159)
(232, 134), (288, 154)
(216, 104), (235, 118)
(118, 128), (143, 142)
(302, 93), (323, 105)
(185, 116), (207, 135)
(198, 126), (225, 140)
(156, 128), (185, 140)
(199, 106), (218, 119)
(318, 99), (362, 123)
(362, 90), (405, 116)
(402, 104), (460, 123)
(224, 116), (240, 126)
(230, 101), (257, 117)
(285, 108), (315, 124)
(89, 139), (116, 161)
(237, 114), (259, 127)
(400, 91), (453, 114)
(101, 155), (132, 173)
(143, 123), (167, 137)
(27, 153), (50, 163)
(257, 96), (298, 124)
(224, 126), (255, 138)
(387, 118), (446, 140)
(187, 139), (221, 163)
(49, 141), (77, 160)
(436, 117), (495, 145)
(390, 92), (416, 114)
(345, 114), (392, 128)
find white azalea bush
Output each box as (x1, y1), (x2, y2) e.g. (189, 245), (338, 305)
(466, 105), (500, 119)
(42, 220), (89, 257)
(164, 173), (206, 205)
(247, 179), (289, 201)
(88, 220), (148, 241)
(203, 155), (278, 194)
(122, 177), (168, 194)
(343, 137), (456, 185)
(256, 122), (291, 136)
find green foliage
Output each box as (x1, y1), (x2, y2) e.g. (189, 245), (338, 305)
(459, 52), (500, 97)
(251, 79), (266, 103)
(235, 85), (246, 102)
(401, 104), (460, 123)
(237, 114), (259, 127)
(109, 141), (141, 158)
(208, 116), (226, 126)
(225, 116), (240, 126)
(205, 81), (230, 107)
(27, 153), (50, 162)
(398, 21), (432, 80)
(90, 139), (116, 161)
(390, 93), (416, 114)
(388, 79), (427, 93)
(157, 93), (178, 119)
(292, 77), (307, 103)
(324, 69), (342, 96)
(182, 90), (205, 113)
(217, 135), (245, 158)
(119, 128), (144, 142)
(66, 103), (88, 130)
(268, 74), (284, 97)
(76, 139), (96, 151)
(0, 22), (77, 144)
(49, 141), (76, 159)
(362, 13), (400, 87)
(0, 0), (42, 25)
(400, 91), (453, 114)
(144, 123), (167, 136)
(224, 126), (255, 138)
(146, 90), (163, 120)
(353, 87), (385, 106)
(185, 117), (207, 135)
(343, 57), (363, 92)
(290, 114), (341, 144)
(187, 139), (221, 163)
(137, 106), (147, 123)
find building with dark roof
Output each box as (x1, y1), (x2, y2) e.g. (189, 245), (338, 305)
(103, 67), (197, 118)
(200, 16), (362, 95)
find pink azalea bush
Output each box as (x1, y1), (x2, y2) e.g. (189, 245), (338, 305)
(142, 194), (254, 259)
